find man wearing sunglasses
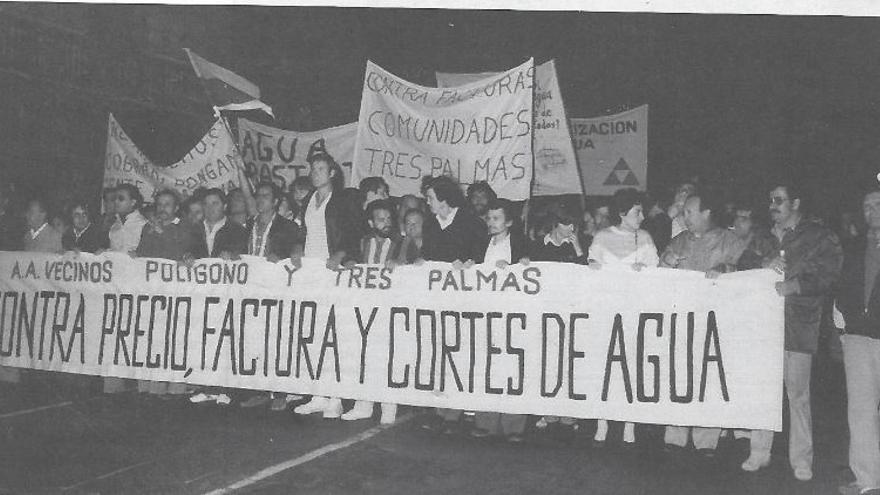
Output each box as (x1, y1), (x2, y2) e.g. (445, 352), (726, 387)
(741, 183), (842, 481)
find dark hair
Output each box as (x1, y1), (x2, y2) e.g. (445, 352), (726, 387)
(466, 181), (497, 201)
(404, 207), (425, 221)
(202, 188), (226, 204)
(366, 198), (395, 220)
(67, 200), (94, 220)
(291, 176), (314, 192)
(770, 181), (804, 204)
(308, 152), (345, 191)
(115, 184), (143, 209)
(282, 191), (301, 219)
(359, 177), (389, 196)
(255, 181), (281, 201)
(610, 188), (643, 225)
(691, 189), (727, 228)
(155, 188), (180, 205)
(425, 176), (465, 208)
(487, 198), (515, 223)
(545, 202), (580, 230)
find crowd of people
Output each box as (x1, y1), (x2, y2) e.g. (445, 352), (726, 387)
(0, 153), (878, 495)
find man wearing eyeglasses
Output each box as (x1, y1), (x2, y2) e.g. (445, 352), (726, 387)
(740, 183), (842, 481)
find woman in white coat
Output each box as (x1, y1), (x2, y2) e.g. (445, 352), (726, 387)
(587, 188), (659, 446)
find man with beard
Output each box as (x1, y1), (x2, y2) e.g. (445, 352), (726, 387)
(339, 198), (400, 423)
(467, 181), (497, 225)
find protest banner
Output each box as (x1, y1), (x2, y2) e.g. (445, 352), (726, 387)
(353, 59), (535, 200)
(236, 119), (357, 191)
(0, 251), (783, 430)
(570, 105), (649, 196)
(437, 60), (582, 196)
(103, 114), (244, 201)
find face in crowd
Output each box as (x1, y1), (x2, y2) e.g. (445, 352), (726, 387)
(404, 210), (424, 240)
(469, 190), (492, 218)
(551, 222), (576, 243)
(732, 209), (754, 239)
(278, 197), (295, 220)
(683, 195), (711, 234)
(582, 211), (597, 236)
(115, 188), (137, 216)
(186, 200), (204, 226)
(71, 205), (91, 231)
(365, 185), (389, 206)
(309, 159), (335, 190)
(25, 201), (47, 230)
(369, 206), (394, 238)
(862, 191), (880, 232)
(102, 190), (116, 216)
(593, 205), (611, 231)
(255, 185), (278, 215)
(154, 193), (178, 225)
(291, 182), (313, 205)
(619, 203), (644, 232)
(203, 193), (226, 224)
(674, 182), (696, 206)
(486, 207), (512, 237)
(425, 188), (445, 217)
(769, 186), (799, 227)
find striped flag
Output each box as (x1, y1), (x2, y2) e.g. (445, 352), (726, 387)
(184, 48), (274, 117)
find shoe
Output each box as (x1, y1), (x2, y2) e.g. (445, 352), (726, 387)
(285, 394), (303, 403)
(535, 417), (551, 429)
(189, 393), (216, 404)
(215, 394), (232, 406)
(269, 395), (289, 411)
(379, 403), (397, 424)
(740, 455), (771, 472)
(793, 467), (813, 481)
(341, 402), (374, 421)
(239, 394), (270, 409)
(293, 397), (328, 415)
(322, 398), (343, 419)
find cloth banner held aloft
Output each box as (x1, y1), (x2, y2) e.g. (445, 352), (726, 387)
(103, 114), (244, 201)
(236, 119), (357, 191)
(437, 60), (582, 196)
(353, 59), (535, 200)
(0, 252), (783, 430)
(570, 105), (649, 196)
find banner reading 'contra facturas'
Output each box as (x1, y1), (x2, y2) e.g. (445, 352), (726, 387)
(0, 252), (783, 430)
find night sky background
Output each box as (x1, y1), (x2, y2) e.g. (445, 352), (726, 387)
(2, 4), (879, 218)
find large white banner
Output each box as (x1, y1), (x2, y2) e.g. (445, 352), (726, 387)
(437, 60), (582, 196)
(570, 105), (649, 196)
(236, 119), (357, 191)
(103, 114), (243, 201)
(0, 252), (783, 430)
(353, 60), (535, 201)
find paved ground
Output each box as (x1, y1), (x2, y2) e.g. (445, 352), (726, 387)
(0, 351), (854, 495)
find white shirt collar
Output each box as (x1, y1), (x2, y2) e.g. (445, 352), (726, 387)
(437, 207), (459, 230)
(544, 233), (571, 247)
(30, 223), (48, 240)
(205, 217), (226, 233)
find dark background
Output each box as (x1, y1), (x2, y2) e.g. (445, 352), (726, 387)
(1, 3), (878, 217)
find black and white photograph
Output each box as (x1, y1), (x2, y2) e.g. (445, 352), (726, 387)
(0, 1), (878, 493)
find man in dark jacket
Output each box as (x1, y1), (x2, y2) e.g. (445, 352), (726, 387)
(247, 181), (301, 262)
(835, 187), (880, 495)
(191, 188), (248, 258)
(743, 183), (843, 480)
(421, 175), (487, 264)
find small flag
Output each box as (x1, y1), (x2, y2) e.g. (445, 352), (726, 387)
(184, 48), (274, 117)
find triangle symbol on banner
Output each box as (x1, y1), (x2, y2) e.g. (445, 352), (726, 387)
(603, 158), (640, 186)
(612, 158), (631, 172)
(603, 171), (622, 185)
(621, 172), (639, 186)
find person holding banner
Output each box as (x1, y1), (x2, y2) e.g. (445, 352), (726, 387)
(239, 180), (302, 410)
(190, 188), (249, 259)
(668, 181), (697, 239)
(102, 183), (147, 395)
(22, 198), (63, 254)
(418, 175), (487, 434)
(134, 189), (197, 397)
(470, 198), (530, 442)
(835, 185), (880, 495)
(340, 198), (400, 424)
(660, 189), (745, 457)
(395, 207), (426, 265)
(588, 188), (659, 447)
(293, 152), (361, 418)
(467, 181), (497, 226)
(740, 183), (842, 480)
(62, 201), (109, 254)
